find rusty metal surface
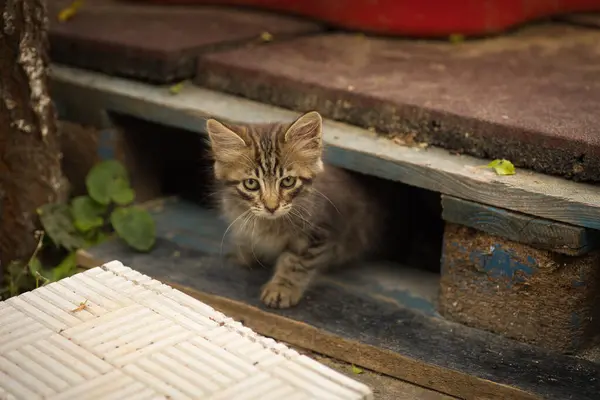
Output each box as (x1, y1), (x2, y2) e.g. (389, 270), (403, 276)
(195, 23), (600, 181)
(47, 0), (322, 83)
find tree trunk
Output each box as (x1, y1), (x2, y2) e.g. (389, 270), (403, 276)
(0, 0), (67, 270)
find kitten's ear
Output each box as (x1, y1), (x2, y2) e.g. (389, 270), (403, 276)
(284, 111), (323, 146)
(206, 118), (247, 162)
(283, 111), (324, 173)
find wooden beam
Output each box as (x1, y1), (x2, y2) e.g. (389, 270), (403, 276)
(439, 222), (600, 352)
(50, 65), (600, 229)
(441, 195), (600, 255)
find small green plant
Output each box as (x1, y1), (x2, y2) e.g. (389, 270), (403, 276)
(40, 159), (156, 252)
(1, 160), (156, 299)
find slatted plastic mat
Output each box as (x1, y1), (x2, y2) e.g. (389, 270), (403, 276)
(0, 260), (373, 400)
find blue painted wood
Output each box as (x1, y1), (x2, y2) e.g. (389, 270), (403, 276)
(442, 195), (600, 255)
(440, 222), (600, 353)
(147, 198), (232, 256)
(97, 129), (117, 160)
(445, 241), (537, 289)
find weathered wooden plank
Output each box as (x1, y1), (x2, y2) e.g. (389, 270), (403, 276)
(439, 223), (600, 352)
(441, 195), (600, 255)
(50, 65), (600, 230)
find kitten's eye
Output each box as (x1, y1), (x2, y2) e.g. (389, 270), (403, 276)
(243, 179), (259, 191)
(280, 176), (297, 188)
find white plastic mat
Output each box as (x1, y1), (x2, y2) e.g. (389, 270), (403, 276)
(0, 261), (373, 400)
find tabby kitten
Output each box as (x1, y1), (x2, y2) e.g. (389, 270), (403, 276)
(206, 111), (386, 309)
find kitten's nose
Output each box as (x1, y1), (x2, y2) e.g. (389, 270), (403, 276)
(264, 205), (279, 214)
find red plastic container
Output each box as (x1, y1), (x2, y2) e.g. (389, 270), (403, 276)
(127, 0), (600, 37)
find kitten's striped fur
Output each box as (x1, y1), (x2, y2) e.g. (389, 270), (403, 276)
(207, 111), (386, 308)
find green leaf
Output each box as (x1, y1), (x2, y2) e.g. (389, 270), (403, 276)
(38, 203), (88, 251)
(52, 252), (78, 281)
(486, 159), (516, 176)
(28, 257), (42, 277)
(71, 196), (107, 232)
(28, 257), (51, 288)
(84, 229), (110, 246)
(449, 33), (465, 44)
(111, 178), (135, 205)
(260, 31), (274, 42)
(110, 207), (156, 252)
(169, 81), (185, 95)
(351, 364), (364, 374)
(86, 160), (134, 205)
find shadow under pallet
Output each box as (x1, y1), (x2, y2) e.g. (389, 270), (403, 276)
(77, 198), (600, 400)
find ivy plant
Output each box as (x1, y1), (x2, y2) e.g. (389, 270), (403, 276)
(41, 159), (156, 252)
(2, 160), (156, 300)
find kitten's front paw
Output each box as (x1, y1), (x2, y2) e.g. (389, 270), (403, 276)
(260, 281), (303, 309)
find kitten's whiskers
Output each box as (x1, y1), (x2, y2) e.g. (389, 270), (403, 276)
(312, 188), (341, 215)
(294, 203), (314, 219)
(284, 214), (303, 235)
(220, 210), (250, 259)
(289, 208), (314, 231)
(248, 216), (268, 269)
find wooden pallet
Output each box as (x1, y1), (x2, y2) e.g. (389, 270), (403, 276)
(440, 196), (600, 352)
(51, 66), (600, 229)
(51, 65), (600, 399)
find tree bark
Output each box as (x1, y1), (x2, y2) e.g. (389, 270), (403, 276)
(0, 0), (67, 269)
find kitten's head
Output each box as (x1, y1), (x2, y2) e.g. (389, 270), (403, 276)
(206, 111), (324, 219)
